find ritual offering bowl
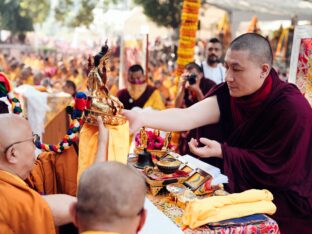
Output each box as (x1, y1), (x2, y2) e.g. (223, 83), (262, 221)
(134, 148), (155, 169)
(156, 157), (181, 174)
(176, 189), (197, 209)
(166, 183), (187, 196)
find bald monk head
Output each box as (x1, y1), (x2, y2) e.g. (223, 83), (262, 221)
(0, 114), (36, 180)
(224, 33), (273, 97)
(71, 161), (147, 234)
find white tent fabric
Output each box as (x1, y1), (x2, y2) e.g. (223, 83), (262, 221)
(206, 0), (312, 18)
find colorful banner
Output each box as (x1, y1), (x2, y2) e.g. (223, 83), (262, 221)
(175, 0), (200, 94)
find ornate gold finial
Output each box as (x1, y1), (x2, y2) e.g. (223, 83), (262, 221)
(140, 127), (148, 148)
(85, 42), (126, 126)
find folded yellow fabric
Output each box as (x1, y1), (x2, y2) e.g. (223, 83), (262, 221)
(78, 122), (129, 180)
(182, 189), (276, 229)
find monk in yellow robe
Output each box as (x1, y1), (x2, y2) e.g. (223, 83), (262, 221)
(70, 162), (147, 234)
(0, 114), (76, 233)
(117, 64), (165, 111)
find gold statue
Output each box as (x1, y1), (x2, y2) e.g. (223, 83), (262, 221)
(162, 132), (172, 150)
(140, 127), (148, 148)
(85, 42), (126, 126)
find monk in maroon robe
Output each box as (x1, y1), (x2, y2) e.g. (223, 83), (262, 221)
(123, 33), (312, 233)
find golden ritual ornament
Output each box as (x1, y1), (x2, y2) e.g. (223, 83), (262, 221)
(85, 42), (126, 126)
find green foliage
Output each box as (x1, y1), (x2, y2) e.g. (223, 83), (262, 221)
(0, 0), (125, 33)
(55, 0), (118, 27)
(134, 0), (183, 28)
(70, 1), (95, 27)
(19, 0), (50, 23)
(0, 0), (34, 33)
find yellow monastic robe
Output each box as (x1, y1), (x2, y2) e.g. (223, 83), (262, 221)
(78, 122), (129, 180)
(0, 170), (56, 234)
(143, 89), (166, 110)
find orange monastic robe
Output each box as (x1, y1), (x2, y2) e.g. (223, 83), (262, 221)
(26, 145), (78, 196)
(0, 170), (56, 234)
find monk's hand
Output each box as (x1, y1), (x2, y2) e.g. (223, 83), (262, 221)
(188, 137), (222, 158)
(122, 109), (143, 134)
(96, 116), (109, 162)
(97, 116), (109, 146)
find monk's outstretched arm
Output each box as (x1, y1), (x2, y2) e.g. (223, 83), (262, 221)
(123, 95), (220, 133)
(43, 194), (77, 226)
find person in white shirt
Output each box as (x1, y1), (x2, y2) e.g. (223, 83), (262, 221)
(202, 38), (226, 84)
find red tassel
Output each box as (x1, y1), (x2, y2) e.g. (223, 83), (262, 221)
(74, 98), (87, 111)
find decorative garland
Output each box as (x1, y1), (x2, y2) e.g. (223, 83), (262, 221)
(0, 72), (88, 153)
(35, 92), (88, 153)
(175, 0), (200, 95)
(0, 72), (23, 115)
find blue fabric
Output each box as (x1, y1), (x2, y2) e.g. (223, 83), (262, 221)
(208, 214), (268, 228)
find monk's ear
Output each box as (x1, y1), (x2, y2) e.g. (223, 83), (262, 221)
(5, 146), (18, 164)
(261, 63), (271, 78)
(136, 208), (147, 233)
(69, 202), (78, 227)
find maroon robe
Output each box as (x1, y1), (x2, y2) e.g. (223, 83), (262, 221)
(208, 69), (312, 233)
(117, 85), (156, 110)
(179, 78), (223, 168)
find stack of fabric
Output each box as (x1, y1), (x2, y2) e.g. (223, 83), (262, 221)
(182, 189), (276, 229)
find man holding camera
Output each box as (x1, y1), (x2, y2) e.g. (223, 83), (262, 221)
(175, 62), (215, 155)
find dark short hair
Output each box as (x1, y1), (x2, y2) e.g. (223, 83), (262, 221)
(229, 33), (273, 66)
(208, 38), (221, 44)
(128, 64), (144, 74)
(65, 80), (76, 92)
(185, 62), (203, 73)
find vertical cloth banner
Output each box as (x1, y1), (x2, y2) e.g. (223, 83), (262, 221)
(175, 0), (201, 95)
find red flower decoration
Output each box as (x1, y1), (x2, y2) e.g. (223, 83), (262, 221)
(135, 130), (174, 150)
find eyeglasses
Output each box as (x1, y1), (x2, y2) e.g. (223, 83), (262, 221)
(4, 134), (40, 154)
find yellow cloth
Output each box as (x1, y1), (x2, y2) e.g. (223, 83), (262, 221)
(182, 189), (277, 229)
(78, 122), (129, 180)
(81, 231), (119, 234)
(143, 89), (166, 110)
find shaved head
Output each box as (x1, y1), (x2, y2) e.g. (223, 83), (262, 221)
(0, 114), (35, 179)
(76, 162), (146, 229)
(229, 33), (273, 67)
(0, 114), (32, 156)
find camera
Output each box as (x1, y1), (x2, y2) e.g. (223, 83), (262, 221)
(186, 73), (197, 85)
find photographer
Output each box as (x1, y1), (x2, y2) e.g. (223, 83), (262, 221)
(175, 62), (215, 155)
(175, 62), (215, 109)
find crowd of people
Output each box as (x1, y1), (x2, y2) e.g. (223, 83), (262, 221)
(0, 32), (311, 234)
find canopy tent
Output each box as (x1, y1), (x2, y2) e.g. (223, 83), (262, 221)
(206, 0), (312, 18)
(206, 0), (312, 34)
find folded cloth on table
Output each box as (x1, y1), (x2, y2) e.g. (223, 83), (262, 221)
(182, 189), (276, 229)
